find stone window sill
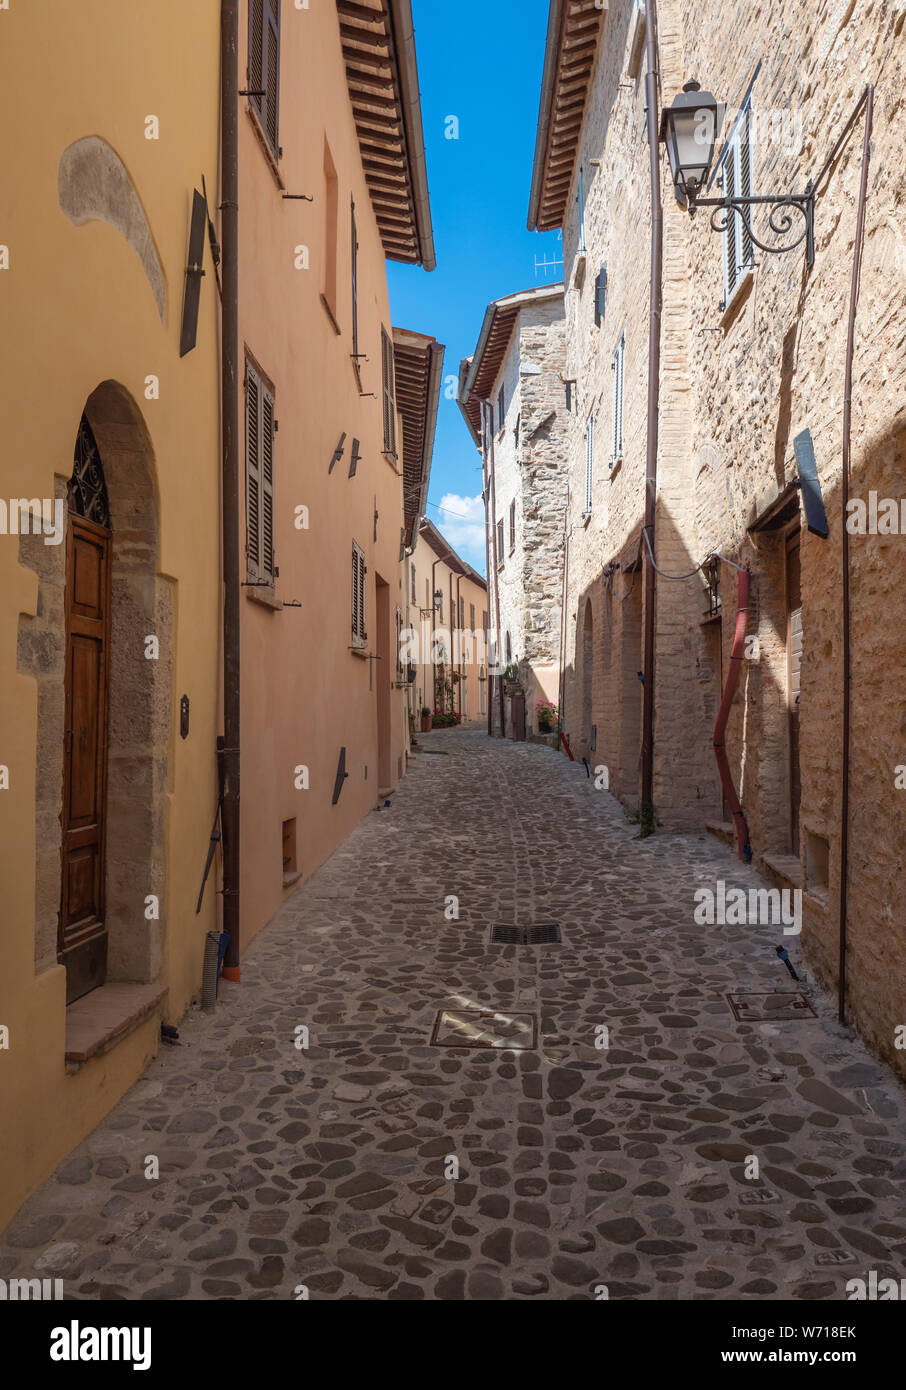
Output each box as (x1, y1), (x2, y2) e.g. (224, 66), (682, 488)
(245, 104), (285, 190)
(609, 456), (623, 480)
(283, 870), (302, 890)
(720, 266), (754, 330)
(350, 642), (369, 658)
(65, 982), (167, 1068)
(246, 586), (282, 611)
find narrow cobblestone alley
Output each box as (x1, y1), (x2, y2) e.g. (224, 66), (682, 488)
(3, 730), (905, 1302)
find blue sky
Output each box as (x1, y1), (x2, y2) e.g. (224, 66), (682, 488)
(387, 0), (562, 575)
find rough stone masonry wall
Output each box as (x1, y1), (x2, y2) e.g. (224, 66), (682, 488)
(554, 0), (906, 1077)
(680, 0), (906, 1077)
(518, 302), (569, 722)
(488, 297), (568, 735)
(559, 0), (717, 820)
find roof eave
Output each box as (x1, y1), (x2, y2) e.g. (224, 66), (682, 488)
(390, 0), (437, 271)
(527, 0), (565, 231)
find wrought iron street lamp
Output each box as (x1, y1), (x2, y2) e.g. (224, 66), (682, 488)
(660, 81), (815, 267)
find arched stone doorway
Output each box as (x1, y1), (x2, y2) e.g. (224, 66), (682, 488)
(19, 382), (172, 1005)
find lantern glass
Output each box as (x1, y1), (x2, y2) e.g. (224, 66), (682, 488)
(661, 83), (719, 200)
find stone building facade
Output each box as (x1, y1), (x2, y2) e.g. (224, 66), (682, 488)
(459, 287), (569, 738)
(529, 0), (906, 1076)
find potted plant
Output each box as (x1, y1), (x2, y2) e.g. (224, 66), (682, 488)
(420, 705), (432, 733)
(536, 700), (558, 732)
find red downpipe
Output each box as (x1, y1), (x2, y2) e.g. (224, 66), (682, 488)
(713, 568), (752, 862)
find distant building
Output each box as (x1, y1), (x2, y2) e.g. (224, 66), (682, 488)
(408, 520), (489, 725)
(459, 286), (568, 739)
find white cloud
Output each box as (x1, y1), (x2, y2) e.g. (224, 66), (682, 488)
(433, 494), (486, 573)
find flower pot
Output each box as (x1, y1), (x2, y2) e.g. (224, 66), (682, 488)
(420, 715), (432, 733)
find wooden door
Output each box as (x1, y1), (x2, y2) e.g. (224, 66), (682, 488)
(512, 692), (526, 742)
(59, 513), (112, 1003)
(786, 529), (802, 856)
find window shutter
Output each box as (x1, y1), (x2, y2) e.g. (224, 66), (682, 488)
(594, 264), (607, 326)
(264, 0), (281, 154)
(585, 413), (594, 512)
(497, 386), (505, 431)
(261, 384), (275, 581)
(352, 541), (367, 645)
(509, 499), (516, 549)
(411, 563), (416, 603)
(351, 203), (359, 359)
(611, 335), (625, 465)
(723, 133), (739, 304)
(381, 329), (396, 454)
(738, 106), (753, 272)
(246, 364), (261, 577)
(249, 1), (281, 156)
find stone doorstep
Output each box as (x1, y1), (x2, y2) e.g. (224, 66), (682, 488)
(705, 819), (735, 848)
(65, 982), (167, 1066)
(761, 851), (803, 891)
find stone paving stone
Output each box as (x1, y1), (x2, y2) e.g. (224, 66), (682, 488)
(2, 729), (906, 1300)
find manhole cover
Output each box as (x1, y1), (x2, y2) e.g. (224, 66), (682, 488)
(727, 991), (817, 1022)
(430, 1008), (538, 1050)
(490, 924), (562, 945)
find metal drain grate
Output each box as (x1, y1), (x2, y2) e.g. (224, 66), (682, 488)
(727, 991), (817, 1022)
(430, 1008), (538, 1050)
(490, 924), (562, 945)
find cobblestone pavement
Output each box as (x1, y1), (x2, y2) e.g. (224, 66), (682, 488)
(3, 729), (906, 1301)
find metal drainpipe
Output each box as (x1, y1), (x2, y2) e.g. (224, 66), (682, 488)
(431, 555), (439, 711)
(487, 406), (506, 738)
(456, 573), (463, 718)
(220, 0), (241, 981)
(838, 85), (874, 1026)
(639, 0), (663, 836)
(557, 491), (571, 742)
(482, 447), (493, 737)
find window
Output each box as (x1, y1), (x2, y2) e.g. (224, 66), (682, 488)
(436, 589), (443, 621)
(497, 385), (505, 433)
(584, 412), (594, 516)
(351, 201), (359, 362)
(515, 413), (521, 448)
(248, 0), (281, 157)
(245, 361), (276, 586)
(470, 602), (475, 631)
(459, 595), (465, 628)
(611, 331), (625, 467)
(577, 165), (587, 255)
(381, 328), (396, 455)
(352, 540), (367, 647)
(721, 99), (754, 308)
(282, 818), (297, 878)
(506, 631), (512, 663)
(496, 518), (504, 564)
(411, 562), (417, 603)
(594, 263), (607, 326)
(487, 402), (494, 440)
(323, 140), (338, 319)
(509, 499), (516, 551)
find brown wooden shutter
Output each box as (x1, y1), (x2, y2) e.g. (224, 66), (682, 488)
(352, 541), (367, 645)
(248, 0), (280, 156)
(265, 0), (281, 154)
(261, 383), (276, 582)
(351, 202), (359, 359)
(246, 364), (276, 585)
(246, 364), (261, 578)
(249, 0), (265, 120)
